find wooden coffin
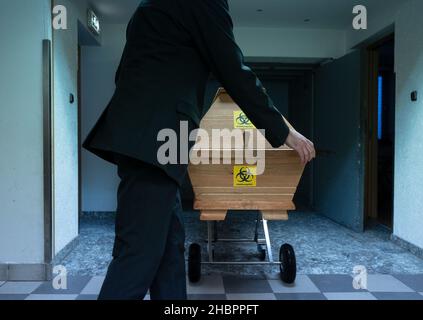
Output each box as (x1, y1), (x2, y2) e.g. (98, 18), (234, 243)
(188, 88), (305, 221)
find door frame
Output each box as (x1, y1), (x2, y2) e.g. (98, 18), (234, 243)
(77, 45), (82, 232)
(43, 39), (53, 264)
(364, 33), (395, 224)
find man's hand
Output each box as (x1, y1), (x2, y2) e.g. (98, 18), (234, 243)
(285, 128), (316, 165)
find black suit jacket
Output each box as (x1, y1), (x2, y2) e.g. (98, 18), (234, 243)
(83, 0), (290, 185)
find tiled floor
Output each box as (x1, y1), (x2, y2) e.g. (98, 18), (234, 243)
(4, 212), (420, 301)
(60, 211), (423, 276)
(1, 274), (423, 300)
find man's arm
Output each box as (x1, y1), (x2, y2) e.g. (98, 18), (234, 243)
(115, 17), (134, 85)
(187, 0), (289, 148)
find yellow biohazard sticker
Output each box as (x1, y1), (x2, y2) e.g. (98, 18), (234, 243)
(233, 111), (255, 129)
(233, 166), (257, 187)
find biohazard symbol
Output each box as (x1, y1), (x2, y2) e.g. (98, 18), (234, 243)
(233, 166), (257, 187)
(233, 111), (255, 129)
(236, 112), (252, 126)
(236, 167), (254, 183)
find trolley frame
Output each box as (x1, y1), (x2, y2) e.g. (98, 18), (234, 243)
(201, 212), (281, 266)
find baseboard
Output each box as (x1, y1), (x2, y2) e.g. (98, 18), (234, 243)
(391, 234), (423, 259)
(52, 235), (80, 266)
(0, 235), (81, 282)
(81, 211), (116, 219)
(0, 263), (52, 281)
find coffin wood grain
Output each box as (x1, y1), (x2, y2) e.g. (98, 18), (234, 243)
(188, 88), (306, 221)
(194, 200), (296, 211)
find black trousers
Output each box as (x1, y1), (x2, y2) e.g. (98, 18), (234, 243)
(98, 155), (187, 300)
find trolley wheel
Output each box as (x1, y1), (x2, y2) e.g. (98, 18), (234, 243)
(279, 244), (296, 284)
(188, 243), (202, 283)
(257, 244), (266, 261)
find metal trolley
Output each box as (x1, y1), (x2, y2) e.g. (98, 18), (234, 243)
(187, 212), (297, 284)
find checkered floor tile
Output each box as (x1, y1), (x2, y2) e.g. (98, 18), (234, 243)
(0, 274), (422, 300)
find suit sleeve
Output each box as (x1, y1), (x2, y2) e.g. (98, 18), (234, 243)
(188, 0), (290, 147)
(115, 50), (125, 85)
(115, 18), (134, 85)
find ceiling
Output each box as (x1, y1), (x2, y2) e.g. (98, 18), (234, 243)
(88, 0), (404, 29)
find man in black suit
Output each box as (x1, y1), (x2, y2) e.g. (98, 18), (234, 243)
(84, 0), (315, 300)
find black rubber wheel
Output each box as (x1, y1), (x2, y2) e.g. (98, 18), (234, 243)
(257, 244), (266, 261)
(188, 243), (202, 283)
(279, 244), (296, 284)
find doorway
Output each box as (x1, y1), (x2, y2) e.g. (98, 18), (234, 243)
(365, 35), (396, 229)
(180, 63), (316, 211)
